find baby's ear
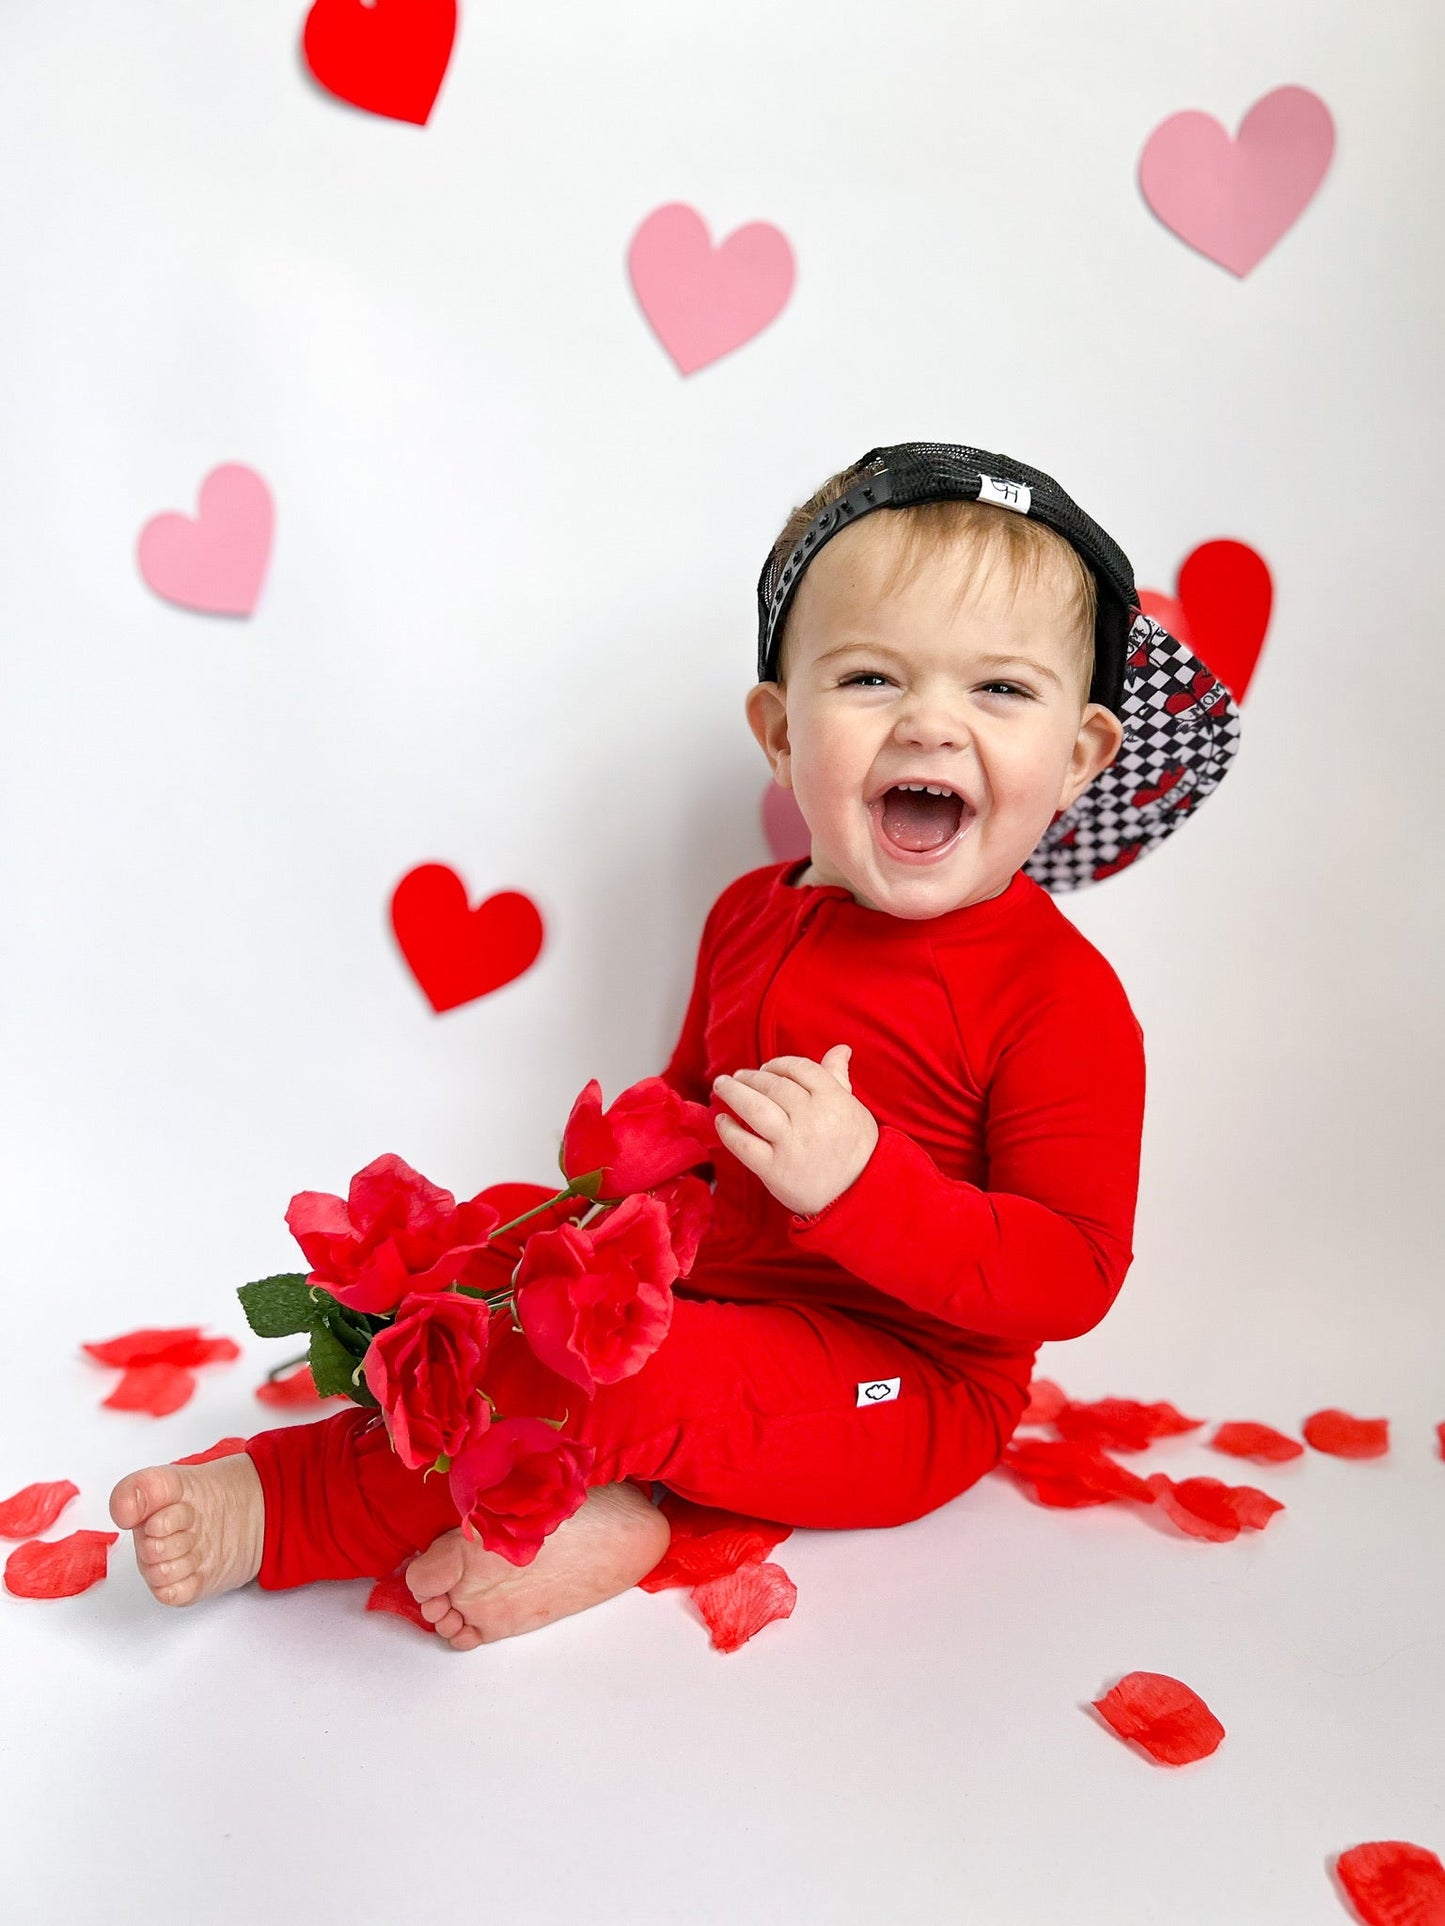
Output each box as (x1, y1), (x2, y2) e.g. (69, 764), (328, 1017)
(745, 679), (791, 777)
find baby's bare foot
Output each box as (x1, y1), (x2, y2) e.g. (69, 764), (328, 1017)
(406, 1480), (670, 1651)
(108, 1452), (265, 1607)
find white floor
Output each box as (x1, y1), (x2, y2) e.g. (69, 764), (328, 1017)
(3, 1311), (1441, 1926)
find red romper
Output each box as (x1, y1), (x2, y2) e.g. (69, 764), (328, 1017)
(245, 855), (1147, 1587)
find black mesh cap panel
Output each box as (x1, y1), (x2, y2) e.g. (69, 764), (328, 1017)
(756, 443), (1139, 716)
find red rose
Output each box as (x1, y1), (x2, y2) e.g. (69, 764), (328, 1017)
(447, 1416), (596, 1566)
(560, 1077), (717, 1199)
(284, 1153), (501, 1315)
(649, 1172), (714, 1276)
(513, 1193), (678, 1393)
(361, 1290), (493, 1471)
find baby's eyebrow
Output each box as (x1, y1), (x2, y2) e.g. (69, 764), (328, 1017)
(816, 641), (1063, 688)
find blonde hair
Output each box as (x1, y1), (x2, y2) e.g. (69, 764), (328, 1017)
(768, 462), (1096, 701)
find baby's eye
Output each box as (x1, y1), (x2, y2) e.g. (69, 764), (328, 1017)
(840, 673), (1032, 699)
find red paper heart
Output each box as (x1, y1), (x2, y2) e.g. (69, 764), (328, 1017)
(1138, 538), (1272, 705)
(390, 865), (545, 1014)
(761, 779), (810, 864)
(302, 0), (456, 126)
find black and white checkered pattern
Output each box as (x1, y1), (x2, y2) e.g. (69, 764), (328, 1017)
(1022, 613), (1242, 893)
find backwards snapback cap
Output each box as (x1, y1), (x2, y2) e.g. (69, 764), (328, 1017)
(755, 441), (1241, 892)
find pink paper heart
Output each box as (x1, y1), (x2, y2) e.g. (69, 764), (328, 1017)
(137, 463), (275, 615)
(761, 780), (809, 863)
(628, 202), (795, 375)
(1139, 85), (1335, 277)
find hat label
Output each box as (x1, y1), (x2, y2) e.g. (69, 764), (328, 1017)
(977, 473), (1032, 515)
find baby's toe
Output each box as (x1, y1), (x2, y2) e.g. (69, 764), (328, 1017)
(142, 1499), (195, 1539)
(434, 1605), (466, 1639)
(137, 1529), (194, 1569)
(154, 1571), (203, 1607)
(148, 1550), (200, 1588)
(417, 1594), (452, 1625)
(109, 1465), (184, 1532)
(447, 1625), (484, 1653)
(405, 1535), (468, 1602)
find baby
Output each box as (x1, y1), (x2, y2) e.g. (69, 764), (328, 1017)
(110, 442), (1238, 1649)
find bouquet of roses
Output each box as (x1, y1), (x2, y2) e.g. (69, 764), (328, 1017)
(236, 1076), (716, 1566)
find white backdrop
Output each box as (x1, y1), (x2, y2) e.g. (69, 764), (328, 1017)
(2, 5), (1442, 1923)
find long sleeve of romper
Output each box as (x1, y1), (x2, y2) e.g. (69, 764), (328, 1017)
(785, 956), (1147, 1343)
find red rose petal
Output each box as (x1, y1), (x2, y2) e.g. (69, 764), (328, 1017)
(172, 1437), (248, 1466)
(1092, 1670), (1226, 1765)
(101, 1361), (197, 1416)
(690, 1559), (797, 1652)
(82, 1326), (239, 1369)
(1019, 1377), (1067, 1425)
(366, 1571), (438, 1634)
(1000, 1437), (1153, 1508)
(1209, 1421), (1305, 1464)
(1335, 1840), (1445, 1925)
(1437, 1422), (1444, 1461)
(254, 1363), (343, 1407)
(638, 1492), (792, 1592)
(1303, 1408), (1390, 1459)
(1144, 1472), (1284, 1542)
(4, 1529), (119, 1598)
(1055, 1396), (1205, 1452)
(0, 1480), (81, 1539)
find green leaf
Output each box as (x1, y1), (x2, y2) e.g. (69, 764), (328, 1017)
(237, 1273), (313, 1339)
(308, 1319), (377, 1406)
(312, 1294), (373, 1360)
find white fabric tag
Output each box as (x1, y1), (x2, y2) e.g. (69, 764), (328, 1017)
(977, 473), (1032, 514)
(856, 1377), (902, 1407)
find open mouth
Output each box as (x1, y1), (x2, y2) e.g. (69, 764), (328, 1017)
(869, 782), (976, 862)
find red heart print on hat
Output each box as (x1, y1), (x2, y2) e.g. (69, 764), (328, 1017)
(136, 463), (274, 616)
(390, 865), (544, 1013)
(1138, 539), (1273, 705)
(628, 203), (795, 375)
(303, 0), (456, 127)
(1139, 85), (1334, 276)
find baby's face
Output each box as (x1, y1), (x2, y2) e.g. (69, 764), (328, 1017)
(745, 518), (1125, 917)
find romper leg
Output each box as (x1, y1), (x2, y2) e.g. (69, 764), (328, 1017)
(245, 1269), (1009, 1586)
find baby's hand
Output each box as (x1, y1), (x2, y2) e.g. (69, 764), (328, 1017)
(712, 1045), (880, 1219)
